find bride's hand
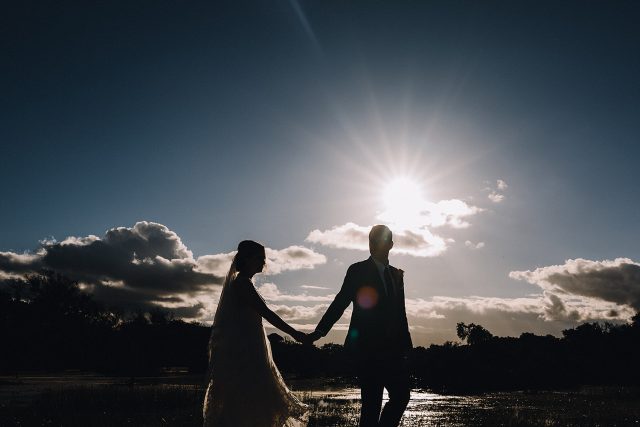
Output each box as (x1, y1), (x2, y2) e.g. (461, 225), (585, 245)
(290, 330), (306, 343)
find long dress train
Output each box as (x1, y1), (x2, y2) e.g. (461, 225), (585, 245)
(203, 275), (308, 427)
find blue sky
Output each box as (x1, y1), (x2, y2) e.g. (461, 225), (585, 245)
(2, 1), (639, 345)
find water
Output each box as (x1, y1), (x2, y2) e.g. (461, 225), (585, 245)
(302, 386), (640, 426)
(2, 375), (640, 426)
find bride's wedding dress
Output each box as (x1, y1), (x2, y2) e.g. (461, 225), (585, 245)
(203, 274), (308, 427)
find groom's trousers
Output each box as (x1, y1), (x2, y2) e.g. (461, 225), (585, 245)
(356, 354), (411, 427)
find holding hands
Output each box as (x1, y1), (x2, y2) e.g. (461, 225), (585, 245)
(302, 330), (322, 346)
(290, 330), (307, 343)
(289, 330), (322, 345)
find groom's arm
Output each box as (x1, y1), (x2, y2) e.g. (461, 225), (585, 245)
(313, 265), (357, 338)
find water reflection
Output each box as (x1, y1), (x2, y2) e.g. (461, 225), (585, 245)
(302, 387), (640, 426)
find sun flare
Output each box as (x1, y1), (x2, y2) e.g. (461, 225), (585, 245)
(380, 177), (426, 228)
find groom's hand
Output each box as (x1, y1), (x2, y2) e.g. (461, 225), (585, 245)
(303, 330), (322, 346)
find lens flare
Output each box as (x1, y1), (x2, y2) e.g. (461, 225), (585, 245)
(356, 286), (379, 309)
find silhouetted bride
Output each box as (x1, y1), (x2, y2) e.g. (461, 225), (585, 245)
(203, 240), (308, 427)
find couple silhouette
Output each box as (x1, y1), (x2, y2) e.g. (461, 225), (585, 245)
(203, 225), (412, 427)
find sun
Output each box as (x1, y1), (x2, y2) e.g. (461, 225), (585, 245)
(379, 177), (426, 228)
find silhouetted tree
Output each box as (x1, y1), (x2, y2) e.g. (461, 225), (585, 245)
(3, 270), (640, 391)
(456, 322), (494, 345)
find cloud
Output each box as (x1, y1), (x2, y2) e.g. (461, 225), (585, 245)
(0, 222), (220, 319)
(271, 303), (330, 321)
(0, 251), (44, 273)
(196, 252), (235, 277)
(306, 222), (370, 251)
(257, 282), (335, 302)
(169, 303), (206, 319)
(399, 292), (632, 345)
(258, 258), (639, 345)
(0, 222), (328, 323)
(488, 192), (505, 203)
(259, 280), (634, 346)
(465, 240), (485, 250)
(264, 246), (327, 275)
(258, 289), (629, 345)
(405, 295), (544, 319)
(306, 222), (448, 257)
(486, 179), (508, 203)
(418, 200), (484, 229)
(2, 222), (217, 293)
(509, 258), (640, 312)
(542, 293), (581, 322)
(196, 245), (326, 277)
(301, 285), (329, 290)
(306, 185), (485, 257)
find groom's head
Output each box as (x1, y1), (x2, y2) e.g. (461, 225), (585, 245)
(369, 225), (393, 259)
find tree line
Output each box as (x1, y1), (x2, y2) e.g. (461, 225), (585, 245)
(2, 271), (639, 391)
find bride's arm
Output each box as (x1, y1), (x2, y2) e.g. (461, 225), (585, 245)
(238, 279), (303, 340)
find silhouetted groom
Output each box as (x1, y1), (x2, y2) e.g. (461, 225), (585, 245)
(306, 225), (412, 427)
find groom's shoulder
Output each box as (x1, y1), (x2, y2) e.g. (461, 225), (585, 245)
(389, 264), (405, 281)
(347, 258), (372, 273)
(389, 264), (401, 272)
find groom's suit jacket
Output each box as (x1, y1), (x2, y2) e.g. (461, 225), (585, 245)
(316, 256), (412, 358)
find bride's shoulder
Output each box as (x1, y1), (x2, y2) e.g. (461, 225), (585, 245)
(234, 273), (252, 282)
(232, 275), (254, 288)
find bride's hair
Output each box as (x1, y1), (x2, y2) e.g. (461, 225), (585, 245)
(222, 240), (265, 286)
(220, 240), (266, 297)
(233, 240), (265, 273)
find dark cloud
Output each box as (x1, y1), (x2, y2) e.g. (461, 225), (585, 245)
(0, 252), (43, 274)
(510, 258), (640, 311)
(0, 222), (328, 321)
(170, 303), (205, 319)
(0, 222), (222, 318)
(86, 283), (166, 310)
(544, 293), (581, 322)
(38, 223), (220, 294)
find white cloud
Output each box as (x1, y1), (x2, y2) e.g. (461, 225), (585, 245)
(488, 192), (505, 203)
(259, 284), (634, 346)
(271, 303), (330, 321)
(197, 245), (326, 277)
(419, 199), (484, 229)
(306, 182), (486, 257)
(264, 246), (327, 275)
(306, 222), (447, 257)
(486, 179), (508, 203)
(306, 222), (370, 251)
(400, 292), (631, 345)
(257, 282), (335, 302)
(465, 240), (485, 250)
(196, 252), (235, 276)
(406, 295), (544, 318)
(259, 257), (640, 345)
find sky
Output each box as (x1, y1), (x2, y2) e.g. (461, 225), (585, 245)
(2, 1), (640, 346)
